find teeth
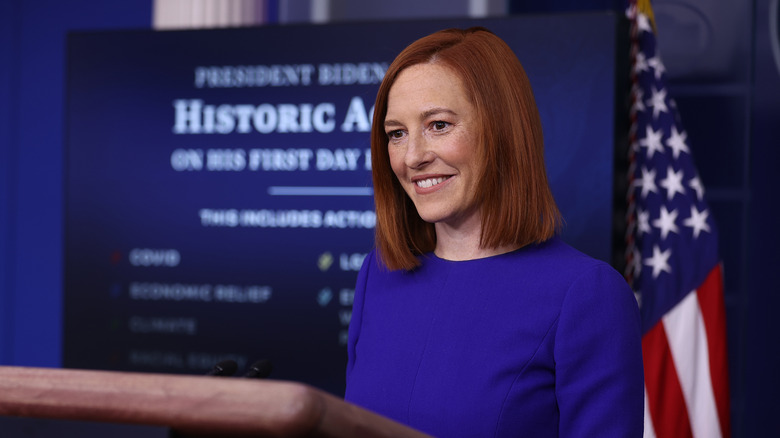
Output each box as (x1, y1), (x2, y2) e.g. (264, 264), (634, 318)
(416, 177), (447, 188)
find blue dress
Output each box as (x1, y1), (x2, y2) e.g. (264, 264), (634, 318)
(345, 238), (644, 437)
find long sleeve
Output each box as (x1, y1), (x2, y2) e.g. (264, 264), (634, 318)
(345, 249), (372, 381)
(554, 264), (645, 437)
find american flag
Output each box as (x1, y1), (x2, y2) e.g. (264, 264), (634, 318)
(624, 1), (731, 437)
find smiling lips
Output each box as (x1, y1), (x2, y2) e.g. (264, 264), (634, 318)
(413, 176), (451, 190)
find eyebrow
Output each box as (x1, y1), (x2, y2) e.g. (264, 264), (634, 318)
(384, 107), (457, 128)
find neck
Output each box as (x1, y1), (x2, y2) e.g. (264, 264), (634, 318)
(433, 220), (520, 261)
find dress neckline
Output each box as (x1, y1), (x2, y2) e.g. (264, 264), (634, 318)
(427, 238), (556, 264)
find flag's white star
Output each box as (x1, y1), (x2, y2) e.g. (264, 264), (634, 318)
(659, 166), (686, 200)
(630, 138), (640, 154)
(647, 86), (669, 119)
(689, 176), (705, 200)
(652, 205), (679, 240)
(644, 244), (672, 278)
(632, 86), (645, 114)
(666, 125), (690, 159)
(631, 90), (645, 113)
(683, 205), (711, 238)
(637, 208), (652, 236)
(633, 247), (643, 279)
(634, 51), (649, 75)
(639, 125), (665, 159)
(637, 13), (653, 34)
(638, 166), (659, 198)
(648, 55), (666, 80)
(626, 5), (637, 20)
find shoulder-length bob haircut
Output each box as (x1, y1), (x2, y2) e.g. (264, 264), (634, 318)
(372, 27), (562, 271)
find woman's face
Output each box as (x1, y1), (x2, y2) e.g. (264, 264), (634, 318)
(385, 63), (481, 230)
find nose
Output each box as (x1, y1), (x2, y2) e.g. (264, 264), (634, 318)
(404, 133), (434, 169)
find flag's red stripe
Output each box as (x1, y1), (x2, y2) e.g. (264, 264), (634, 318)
(643, 321), (693, 438)
(696, 264), (731, 438)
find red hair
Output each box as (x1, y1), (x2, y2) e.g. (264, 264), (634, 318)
(372, 27), (561, 271)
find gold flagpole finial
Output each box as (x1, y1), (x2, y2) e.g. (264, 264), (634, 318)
(636, 0), (658, 34)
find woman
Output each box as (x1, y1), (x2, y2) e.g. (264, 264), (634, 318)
(345, 27), (643, 437)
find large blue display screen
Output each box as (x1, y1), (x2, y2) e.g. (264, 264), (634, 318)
(64, 13), (622, 395)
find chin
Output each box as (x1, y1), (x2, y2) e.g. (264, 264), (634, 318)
(413, 212), (438, 224)
(414, 207), (453, 225)
(411, 207), (442, 224)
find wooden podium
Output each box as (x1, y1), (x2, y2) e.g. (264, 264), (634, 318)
(0, 366), (430, 437)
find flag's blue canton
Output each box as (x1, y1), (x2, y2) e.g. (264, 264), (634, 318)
(629, 11), (720, 334)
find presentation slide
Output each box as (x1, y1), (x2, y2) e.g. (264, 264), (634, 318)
(63, 13), (622, 395)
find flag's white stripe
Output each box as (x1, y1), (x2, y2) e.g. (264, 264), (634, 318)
(643, 386), (657, 438)
(662, 291), (722, 438)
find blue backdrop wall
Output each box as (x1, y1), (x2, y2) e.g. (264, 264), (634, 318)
(0, 0), (153, 366)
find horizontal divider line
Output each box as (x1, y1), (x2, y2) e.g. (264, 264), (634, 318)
(267, 186), (374, 196)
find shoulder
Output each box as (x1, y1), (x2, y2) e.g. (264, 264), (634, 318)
(538, 239), (637, 318)
(355, 248), (419, 297)
(358, 247), (439, 284)
(493, 238), (640, 333)
(521, 238), (614, 275)
(493, 238), (631, 300)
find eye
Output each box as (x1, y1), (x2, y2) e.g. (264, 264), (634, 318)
(387, 129), (405, 140)
(431, 121), (450, 131)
